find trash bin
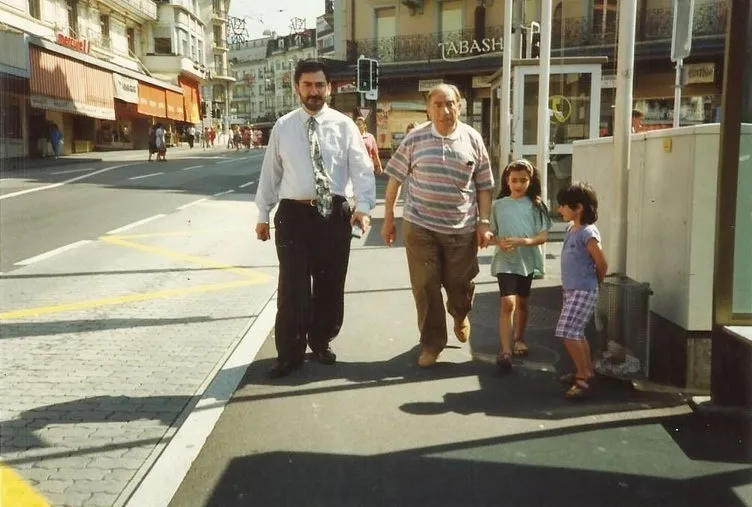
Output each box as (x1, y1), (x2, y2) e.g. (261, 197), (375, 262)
(591, 275), (653, 379)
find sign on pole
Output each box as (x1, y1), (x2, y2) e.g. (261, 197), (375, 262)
(671, 0), (694, 62)
(357, 106), (372, 121)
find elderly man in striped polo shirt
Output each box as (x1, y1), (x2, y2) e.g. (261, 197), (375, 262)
(381, 83), (495, 368)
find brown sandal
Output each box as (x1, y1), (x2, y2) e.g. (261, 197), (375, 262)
(496, 353), (513, 373)
(512, 340), (529, 357)
(565, 378), (593, 400)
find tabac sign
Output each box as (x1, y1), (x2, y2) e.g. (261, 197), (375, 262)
(438, 37), (503, 61)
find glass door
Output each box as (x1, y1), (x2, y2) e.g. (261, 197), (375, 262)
(512, 63), (602, 210)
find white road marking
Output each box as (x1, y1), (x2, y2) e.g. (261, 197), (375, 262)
(107, 214), (166, 235)
(182, 165), (204, 171)
(0, 164), (132, 200)
(215, 159), (236, 164)
(212, 190), (234, 197)
(129, 172), (164, 181)
(123, 292), (278, 507)
(14, 240), (92, 266)
(177, 197), (207, 210)
(238, 180), (256, 188)
(50, 167), (92, 175)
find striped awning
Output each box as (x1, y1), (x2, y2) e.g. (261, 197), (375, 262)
(166, 89), (185, 121)
(29, 46), (115, 120)
(179, 77), (201, 124)
(137, 81), (167, 118)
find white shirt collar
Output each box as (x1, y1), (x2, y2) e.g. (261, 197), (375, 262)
(430, 122), (461, 140)
(299, 103), (329, 124)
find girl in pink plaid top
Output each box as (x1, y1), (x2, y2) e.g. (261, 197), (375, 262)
(556, 183), (608, 400)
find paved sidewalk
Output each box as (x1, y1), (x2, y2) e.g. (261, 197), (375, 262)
(161, 181), (751, 507)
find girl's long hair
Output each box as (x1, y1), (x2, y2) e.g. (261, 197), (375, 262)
(497, 159), (549, 217)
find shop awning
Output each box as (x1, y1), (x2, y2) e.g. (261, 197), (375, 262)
(29, 46), (115, 120)
(166, 89), (185, 121)
(179, 77), (201, 124)
(137, 81), (167, 118)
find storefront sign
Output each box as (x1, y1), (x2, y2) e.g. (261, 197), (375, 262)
(30, 95), (115, 120)
(438, 37), (503, 61)
(601, 74), (617, 89)
(337, 83), (357, 94)
(472, 76), (491, 88)
(418, 79), (444, 92)
(56, 33), (90, 54)
(113, 74), (139, 104)
(684, 63), (715, 84)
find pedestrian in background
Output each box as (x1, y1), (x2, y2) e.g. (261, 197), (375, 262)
(148, 125), (158, 162)
(381, 83), (495, 368)
(255, 58), (376, 379)
(490, 159), (551, 372)
(155, 123), (167, 161)
(355, 116), (383, 175)
(50, 123), (63, 159)
(555, 182), (608, 400)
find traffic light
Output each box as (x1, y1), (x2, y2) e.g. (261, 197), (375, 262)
(357, 57), (372, 92)
(370, 59), (379, 91)
(531, 32), (541, 59)
(200, 101), (207, 119)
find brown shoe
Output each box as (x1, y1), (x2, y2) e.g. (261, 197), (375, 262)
(418, 349), (440, 368)
(453, 317), (471, 343)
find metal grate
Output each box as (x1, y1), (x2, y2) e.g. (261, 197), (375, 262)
(592, 275), (653, 379)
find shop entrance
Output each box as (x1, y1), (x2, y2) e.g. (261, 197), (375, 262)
(511, 61), (604, 210)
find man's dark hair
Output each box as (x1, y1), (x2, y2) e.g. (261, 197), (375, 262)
(556, 182), (599, 225)
(631, 109), (644, 118)
(294, 58), (330, 84)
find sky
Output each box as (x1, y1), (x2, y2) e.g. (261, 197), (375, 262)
(228, 0), (327, 40)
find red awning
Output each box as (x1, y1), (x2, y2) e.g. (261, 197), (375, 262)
(137, 82), (167, 118)
(29, 46), (115, 120)
(166, 89), (185, 121)
(179, 77), (201, 124)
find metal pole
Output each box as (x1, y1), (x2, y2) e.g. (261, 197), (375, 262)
(610, 0), (638, 274)
(673, 57), (683, 128)
(536, 0), (552, 208)
(500, 0), (513, 170)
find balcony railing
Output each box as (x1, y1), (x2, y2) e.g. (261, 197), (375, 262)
(642, 1), (728, 40)
(552, 0), (727, 48)
(350, 26), (504, 63)
(349, 2), (727, 64)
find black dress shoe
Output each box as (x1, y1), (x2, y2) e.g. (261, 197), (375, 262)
(269, 358), (303, 378)
(310, 347), (336, 365)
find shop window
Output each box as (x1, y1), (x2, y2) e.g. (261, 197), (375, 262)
(0, 103), (22, 140)
(592, 0), (617, 42)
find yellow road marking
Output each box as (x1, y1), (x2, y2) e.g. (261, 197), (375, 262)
(0, 279), (259, 320)
(0, 464), (50, 507)
(107, 227), (245, 239)
(101, 236), (260, 280)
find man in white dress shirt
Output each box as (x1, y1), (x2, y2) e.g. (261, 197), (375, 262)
(255, 59), (376, 378)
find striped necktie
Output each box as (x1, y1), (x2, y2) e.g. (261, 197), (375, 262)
(307, 116), (333, 217)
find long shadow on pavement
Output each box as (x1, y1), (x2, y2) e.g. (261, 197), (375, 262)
(202, 412), (751, 507)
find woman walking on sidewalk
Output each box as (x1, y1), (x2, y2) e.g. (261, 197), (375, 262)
(555, 182), (608, 400)
(490, 159), (551, 373)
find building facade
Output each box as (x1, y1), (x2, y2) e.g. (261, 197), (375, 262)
(316, 0), (335, 58)
(0, 0), (231, 159)
(227, 29), (317, 130)
(326, 0), (727, 161)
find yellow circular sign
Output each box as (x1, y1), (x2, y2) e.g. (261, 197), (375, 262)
(549, 95), (572, 123)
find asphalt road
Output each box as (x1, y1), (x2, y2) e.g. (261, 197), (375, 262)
(0, 149), (265, 273)
(0, 147), (284, 507)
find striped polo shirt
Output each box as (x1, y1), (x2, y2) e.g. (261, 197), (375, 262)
(385, 121), (495, 234)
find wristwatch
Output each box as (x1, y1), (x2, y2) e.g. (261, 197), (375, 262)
(478, 218), (491, 225)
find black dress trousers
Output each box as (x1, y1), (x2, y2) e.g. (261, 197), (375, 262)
(273, 195), (352, 362)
